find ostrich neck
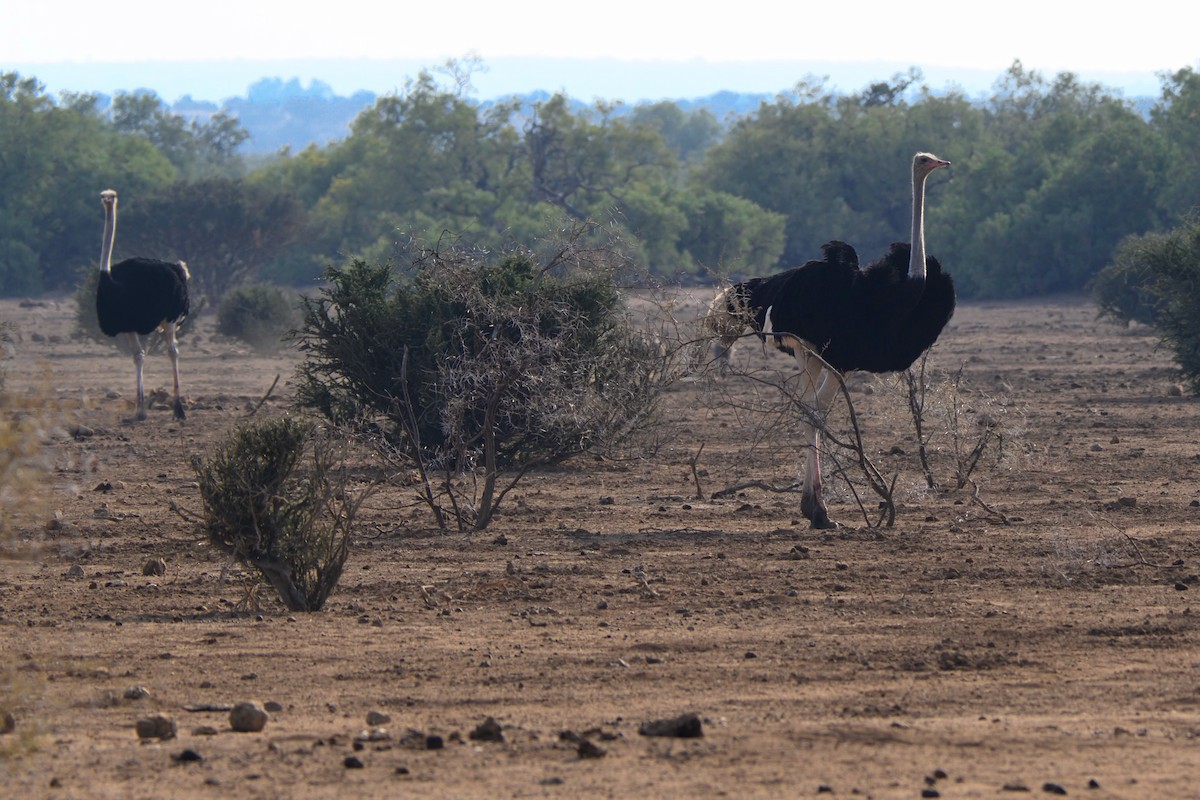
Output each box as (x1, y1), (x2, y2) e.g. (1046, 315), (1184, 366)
(909, 173), (928, 282)
(100, 204), (116, 274)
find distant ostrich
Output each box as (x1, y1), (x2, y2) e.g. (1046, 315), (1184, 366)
(706, 152), (955, 528)
(95, 189), (190, 421)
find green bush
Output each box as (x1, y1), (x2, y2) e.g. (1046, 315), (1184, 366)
(1094, 216), (1200, 391)
(192, 415), (364, 611)
(294, 233), (681, 529)
(216, 282), (301, 350)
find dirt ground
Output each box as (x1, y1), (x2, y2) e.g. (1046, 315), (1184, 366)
(2, 292), (1199, 800)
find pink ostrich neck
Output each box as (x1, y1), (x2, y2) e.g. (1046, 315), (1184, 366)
(909, 166), (929, 281)
(100, 197), (117, 274)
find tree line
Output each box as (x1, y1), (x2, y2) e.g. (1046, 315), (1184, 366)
(2, 60), (1198, 300)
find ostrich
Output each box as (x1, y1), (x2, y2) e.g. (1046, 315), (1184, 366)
(95, 189), (190, 421)
(706, 152), (955, 528)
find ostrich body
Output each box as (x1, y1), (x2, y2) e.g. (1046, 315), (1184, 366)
(706, 152), (955, 528)
(95, 189), (190, 420)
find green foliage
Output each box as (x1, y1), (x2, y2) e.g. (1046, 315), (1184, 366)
(0, 72), (174, 295)
(120, 178), (306, 302)
(295, 230), (679, 529)
(192, 416), (361, 612)
(216, 282), (301, 350)
(9, 60), (1200, 300)
(1094, 216), (1200, 391)
(111, 91), (248, 179)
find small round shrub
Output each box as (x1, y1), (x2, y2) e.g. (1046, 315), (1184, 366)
(216, 282), (300, 351)
(192, 415), (361, 612)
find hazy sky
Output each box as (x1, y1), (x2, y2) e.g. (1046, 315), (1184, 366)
(6, 0), (1197, 100)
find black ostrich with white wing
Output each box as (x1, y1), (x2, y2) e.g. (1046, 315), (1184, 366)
(95, 189), (190, 420)
(706, 152), (955, 528)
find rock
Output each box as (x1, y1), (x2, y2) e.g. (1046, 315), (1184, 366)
(1, 711), (15, 734)
(1168, 384), (1185, 397)
(142, 558), (167, 577)
(135, 714), (178, 740)
(638, 712), (703, 738)
(1117, 496), (1137, 508)
(263, 700), (283, 712)
(1042, 783), (1067, 795)
(174, 749), (203, 763)
(123, 685), (151, 701)
(229, 701), (269, 732)
(344, 755), (364, 768)
(66, 564), (85, 580)
(468, 716), (504, 742)
(366, 710), (392, 726)
(355, 727), (392, 743)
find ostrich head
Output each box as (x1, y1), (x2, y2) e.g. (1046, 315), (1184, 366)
(100, 189), (118, 209)
(913, 152), (950, 180)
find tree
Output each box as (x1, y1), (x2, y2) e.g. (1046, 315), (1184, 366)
(111, 91), (248, 179)
(0, 73), (174, 295)
(120, 178), (306, 302)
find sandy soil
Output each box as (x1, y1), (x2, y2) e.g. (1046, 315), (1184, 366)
(2, 292), (1199, 799)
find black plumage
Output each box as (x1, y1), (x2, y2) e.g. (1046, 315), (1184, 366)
(96, 258), (190, 338)
(725, 239), (955, 374)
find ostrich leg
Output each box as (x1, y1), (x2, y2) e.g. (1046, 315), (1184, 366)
(164, 321), (185, 420)
(128, 332), (147, 421)
(797, 353), (840, 529)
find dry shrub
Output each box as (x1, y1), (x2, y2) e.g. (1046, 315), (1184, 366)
(192, 415), (369, 612)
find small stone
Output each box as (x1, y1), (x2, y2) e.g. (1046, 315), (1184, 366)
(425, 734), (444, 750)
(1116, 496), (1137, 508)
(192, 726), (219, 736)
(469, 716), (504, 742)
(135, 714), (178, 740)
(356, 727), (392, 743)
(229, 701), (269, 732)
(1174, 582), (1189, 591)
(123, 686), (151, 701)
(1042, 783), (1068, 795)
(65, 564), (85, 579)
(576, 738), (607, 758)
(1168, 384), (1184, 397)
(344, 755), (364, 769)
(142, 558), (166, 577)
(922, 790), (941, 798)
(174, 749), (203, 763)
(366, 710), (392, 726)
(638, 712), (703, 738)
(1001, 783), (1030, 792)
(1, 711), (15, 734)
(263, 700), (284, 713)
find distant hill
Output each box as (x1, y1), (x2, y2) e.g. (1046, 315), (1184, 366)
(165, 78), (777, 154)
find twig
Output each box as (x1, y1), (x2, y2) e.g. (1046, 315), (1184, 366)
(967, 480), (1011, 525)
(246, 373), (280, 416)
(689, 442), (706, 500)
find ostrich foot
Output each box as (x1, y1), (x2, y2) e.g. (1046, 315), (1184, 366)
(801, 492), (838, 530)
(173, 399), (187, 421)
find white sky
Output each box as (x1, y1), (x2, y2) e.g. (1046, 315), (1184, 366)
(5, 1), (1198, 100)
